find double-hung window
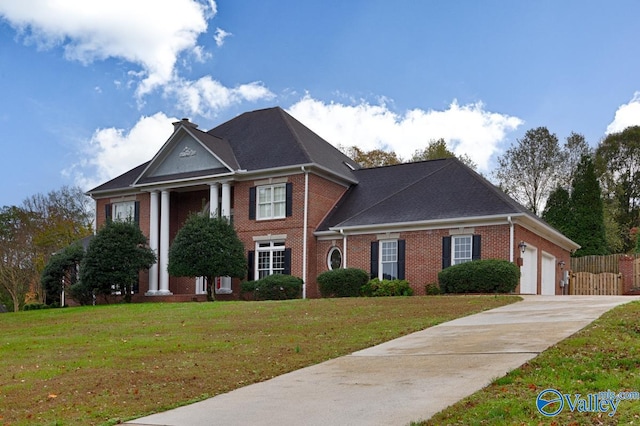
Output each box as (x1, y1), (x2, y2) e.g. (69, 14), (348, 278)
(257, 184), (286, 220)
(380, 240), (398, 280)
(370, 239), (405, 281)
(257, 241), (285, 279)
(452, 235), (473, 265)
(111, 201), (137, 223)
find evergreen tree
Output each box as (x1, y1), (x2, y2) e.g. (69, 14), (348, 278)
(570, 155), (608, 256)
(542, 186), (572, 236)
(79, 221), (156, 303)
(168, 214), (246, 301)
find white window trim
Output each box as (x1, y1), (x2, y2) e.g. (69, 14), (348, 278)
(256, 183), (286, 221)
(379, 239), (398, 280)
(255, 240), (286, 279)
(214, 276), (232, 294)
(452, 235), (473, 265)
(327, 247), (342, 270)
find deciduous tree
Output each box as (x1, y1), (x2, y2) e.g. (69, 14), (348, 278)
(494, 127), (566, 215)
(0, 206), (38, 311)
(342, 146), (401, 167)
(595, 125), (640, 252)
(410, 138), (477, 169)
(168, 214), (246, 301)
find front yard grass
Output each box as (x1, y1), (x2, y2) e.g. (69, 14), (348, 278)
(0, 295), (518, 425)
(418, 300), (640, 425)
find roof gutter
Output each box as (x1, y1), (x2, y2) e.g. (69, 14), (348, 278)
(321, 213), (526, 235)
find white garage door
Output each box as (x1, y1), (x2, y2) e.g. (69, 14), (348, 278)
(541, 252), (556, 295)
(520, 244), (538, 294)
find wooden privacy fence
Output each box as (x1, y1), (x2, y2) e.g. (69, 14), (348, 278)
(569, 272), (623, 295)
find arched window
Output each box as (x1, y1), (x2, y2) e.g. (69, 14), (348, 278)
(327, 247), (342, 270)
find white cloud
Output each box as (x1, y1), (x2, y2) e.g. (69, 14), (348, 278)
(606, 92), (640, 134)
(65, 113), (177, 191)
(214, 27), (232, 47)
(166, 76), (275, 117)
(0, 0), (215, 97)
(287, 95), (523, 172)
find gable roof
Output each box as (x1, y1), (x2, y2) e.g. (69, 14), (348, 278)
(208, 107), (359, 181)
(319, 158), (546, 230)
(88, 107), (359, 194)
(87, 161), (150, 194)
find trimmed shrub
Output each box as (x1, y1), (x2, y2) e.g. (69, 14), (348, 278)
(241, 274), (303, 301)
(317, 268), (369, 298)
(424, 283), (441, 295)
(361, 278), (414, 297)
(438, 259), (520, 294)
(23, 303), (49, 311)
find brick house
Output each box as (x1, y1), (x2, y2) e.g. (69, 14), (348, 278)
(87, 107), (579, 300)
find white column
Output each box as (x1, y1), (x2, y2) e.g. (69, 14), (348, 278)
(221, 182), (231, 219)
(209, 183), (219, 218)
(158, 190), (172, 295)
(146, 191), (159, 295)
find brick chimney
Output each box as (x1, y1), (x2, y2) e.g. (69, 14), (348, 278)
(172, 118), (198, 130)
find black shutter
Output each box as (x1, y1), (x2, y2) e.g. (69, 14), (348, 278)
(472, 235), (482, 260)
(397, 240), (406, 280)
(370, 241), (379, 279)
(442, 236), (452, 269)
(285, 182), (293, 217)
(247, 251), (255, 281)
(283, 248), (292, 275)
(105, 203), (112, 222)
(134, 201), (140, 226)
(249, 187), (256, 220)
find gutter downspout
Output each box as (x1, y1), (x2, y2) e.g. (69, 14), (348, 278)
(508, 216), (514, 262)
(302, 166), (309, 299)
(340, 228), (347, 268)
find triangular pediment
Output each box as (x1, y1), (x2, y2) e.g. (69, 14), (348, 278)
(134, 127), (233, 186)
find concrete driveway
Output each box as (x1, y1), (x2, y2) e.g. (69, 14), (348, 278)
(125, 295), (639, 426)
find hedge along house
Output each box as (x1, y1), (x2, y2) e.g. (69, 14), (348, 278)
(87, 107), (579, 301)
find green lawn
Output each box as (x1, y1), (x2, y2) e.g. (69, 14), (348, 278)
(417, 300), (640, 425)
(0, 295), (517, 426)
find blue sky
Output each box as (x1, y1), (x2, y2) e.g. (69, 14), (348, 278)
(1, 0), (639, 207)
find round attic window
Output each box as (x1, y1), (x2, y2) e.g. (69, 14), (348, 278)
(327, 247), (342, 270)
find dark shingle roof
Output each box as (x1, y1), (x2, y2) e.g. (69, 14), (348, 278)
(318, 158), (533, 230)
(87, 162), (149, 194)
(208, 107), (359, 180)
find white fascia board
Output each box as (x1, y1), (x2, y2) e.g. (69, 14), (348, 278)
(317, 214), (526, 237)
(132, 171), (237, 191)
(235, 163), (356, 186)
(517, 215), (581, 252)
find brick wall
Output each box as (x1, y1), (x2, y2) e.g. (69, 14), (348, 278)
(316, 223), (572, 296)
(514, 224), (572, 295)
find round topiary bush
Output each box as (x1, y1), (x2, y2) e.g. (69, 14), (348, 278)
(241, 274), (303, 301)
(317, 268), (369, 297)
(438, 259), (520, 294)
